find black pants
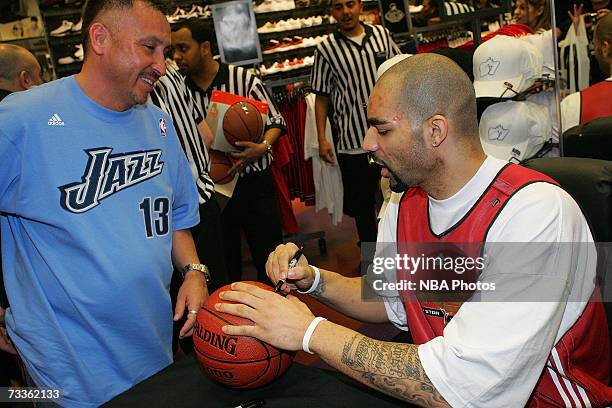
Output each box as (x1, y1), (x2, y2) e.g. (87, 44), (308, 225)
(337, 153), (381, 244)
(221, 169), (283, 284)
(171, 195), (229, 354)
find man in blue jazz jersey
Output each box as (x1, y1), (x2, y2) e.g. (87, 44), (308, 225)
(0, 0), (208, 406)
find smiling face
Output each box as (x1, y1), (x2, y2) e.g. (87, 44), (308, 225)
(363, 83), (436, 193)
(101, 1), (170, 109)
(330, 0), (363, 35)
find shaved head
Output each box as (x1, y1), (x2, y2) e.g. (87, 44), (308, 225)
(0, 44), (43, 92)
(377, 53), (479, 143)
(0, 44), (38, 82)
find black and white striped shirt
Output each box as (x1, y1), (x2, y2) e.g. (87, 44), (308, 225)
(442, 1), (475, 16)
(150, 61), (214, 204)
(186, 63), (286, 174)
(311, 24), (400, 152)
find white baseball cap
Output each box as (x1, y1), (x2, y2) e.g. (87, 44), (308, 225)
(473, 35), (544, 98)
(377, 54), (413, 80)
(479, 100), (551, 162)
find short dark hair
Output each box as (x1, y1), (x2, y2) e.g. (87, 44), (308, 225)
(174, 19), (216, 46)
(81, 0), (168, 54)
(595, 11), (612, 44)
(328, 0), (362, 7)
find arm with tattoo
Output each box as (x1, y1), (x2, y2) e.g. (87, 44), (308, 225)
(310, 321), (450, 407)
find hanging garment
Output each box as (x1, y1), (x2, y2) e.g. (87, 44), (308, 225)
(304, 93), (344, 225)
(271, 135), (299, 235)
(559, 17), (590, 93)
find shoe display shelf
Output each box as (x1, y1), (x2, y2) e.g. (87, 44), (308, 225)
(255, 0), (382, 86)
(40, 1), (84, 78)
(255, 3), (327, 84)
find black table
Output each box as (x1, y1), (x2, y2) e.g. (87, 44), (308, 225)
(106, 354), (413, 408)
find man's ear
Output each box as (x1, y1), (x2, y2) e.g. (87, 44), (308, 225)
(17, 70), (32, 90)
(200, 40), (211, 56)
(89, 22), (111, 55)
(426, 114), (449, 148)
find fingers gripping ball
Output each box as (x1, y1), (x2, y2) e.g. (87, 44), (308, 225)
(194, 281), (294, 389)
(222, 101), (264, 146)
(209, 150), (234, 185)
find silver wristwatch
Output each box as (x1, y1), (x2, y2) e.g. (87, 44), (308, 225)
(181, 263), (211, 284)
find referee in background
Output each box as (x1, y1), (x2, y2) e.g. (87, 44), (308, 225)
(171, 20), (286, 284)
(150, 60), (229, 353)
(312, 0), (400, 245)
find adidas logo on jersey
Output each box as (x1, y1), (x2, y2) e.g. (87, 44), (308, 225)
(48, 113), (65, 126)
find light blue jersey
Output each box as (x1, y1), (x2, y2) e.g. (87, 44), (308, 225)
(0, 76), (199, 407)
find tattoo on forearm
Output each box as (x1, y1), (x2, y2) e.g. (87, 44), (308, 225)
(312, 274), (326, 298)
(340, 335), (448, 406)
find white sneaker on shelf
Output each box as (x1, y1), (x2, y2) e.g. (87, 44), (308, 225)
(312, 15), (323, 25)
(302, 17), (313, 27)
(257, 21), (277, 33)
(50, 20), (74, 36)
(58, 55), (75, 65)
(71, 18), (82, 32)
(287, 18), (301, 30)
(263, 39), (281, 54)
(184, 5), (199, 19)
(276, 20), (291, 31)
(302, 37), (316, 47)
(266, 61), (284, 74)
(304, 55), (315, 66)
(74, 44), (83, 61)
(197, 5), (211, 18)
(254, 1), (274, 13)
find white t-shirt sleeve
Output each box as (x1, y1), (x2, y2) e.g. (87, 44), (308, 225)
(372, 193), (410, 330)
(418, 183), (596, 407)
(560, 92), (581, 133)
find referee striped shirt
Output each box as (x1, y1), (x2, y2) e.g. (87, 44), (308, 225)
(150, 61), (214, 204)
(186, 63), (286, 174)
(311, 24), (400, 152)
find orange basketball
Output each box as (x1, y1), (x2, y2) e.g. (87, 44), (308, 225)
(209, 150), (234, 185)
(222, 101), (264, 147)
(193, 281), (294, 389)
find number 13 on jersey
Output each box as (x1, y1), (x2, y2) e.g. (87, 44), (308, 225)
(139, 197), (170, 238)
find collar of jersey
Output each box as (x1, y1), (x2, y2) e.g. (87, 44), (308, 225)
(335, 23), (372, 46)
(68, 75), (139, 122)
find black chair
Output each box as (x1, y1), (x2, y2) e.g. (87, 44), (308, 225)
(522, 157), (612, 344)
(562, 117), (612, 161)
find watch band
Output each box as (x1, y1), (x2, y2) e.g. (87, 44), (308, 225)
(262, 139), (272, 152)
(182, 263), (211, 284)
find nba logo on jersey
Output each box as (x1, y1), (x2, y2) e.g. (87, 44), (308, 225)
(159, 118), (167, 137)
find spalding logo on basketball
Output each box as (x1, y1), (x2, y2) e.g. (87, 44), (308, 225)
(222, 101), (264, 146)
(194, 281), (294, 388)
